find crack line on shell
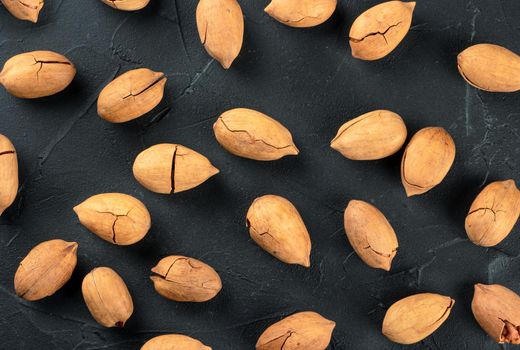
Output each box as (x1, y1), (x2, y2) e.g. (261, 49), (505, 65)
(219, 118), (296, 151)
(31, 57), (71, 81)
(432, 298), (454, 326)
(457, 63), (490, 91)
(401, 128), (452, 190)
(467, 195), (499, 244)
(161, 257), (201, 279)
(17, 0), (42, 10)
(91, 270), (122, 327)
(122, 74), (165, 99)
(363, 245), (396, 258)
(201, 21), (208, 46)
(154, 277), (218, 290)
(262, 330), (295, 348)
(331, 110), (383, 144)
(279, 13), (321, 24)
(350, 22), (403, 44)
(280, 330), (294, 350)
(0, 150), (15, 156)
(248, 222), (279, 243)
(93, 209), (133, 244)
(401, 150), (428, 190)
(153, 258), (217, 291)
(106, 0), (119, 9)
(170, 145), (178, 194)
(467, 207), (505, 221)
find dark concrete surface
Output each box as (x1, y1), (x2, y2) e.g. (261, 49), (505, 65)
(1, 0), (519, 349)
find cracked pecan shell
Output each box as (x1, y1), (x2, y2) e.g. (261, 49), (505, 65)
(141, 334), (212, 350)
(0, 134), (18, 216)
(472, 284), (520, 344)
(100, 0), (150, 11)
(1, 0), (43, 23)
(256, 311), (335, 350)
(133, 143), (219, 194)
(150, 255), (222, 302)
(214, 108), (299, 161)
(465, 180), (520, 247)
(457, 44), (520, 93)
(344, 200), (398, 271)
(14, 239), (78, 301)
(73, 193), (151, 245)
(97, 68), (166, 123)
(331, 110), (407, 160)
(82, 267), (134, 328)
(264, 0), (336, 28)
(0, 51), (75, 98)
(349, 1), (416, 61)
(196, 0), (244, 69)
(401, 127), (455, 197)
(382, 293), (454, 344)
(246, 195), (312, 267)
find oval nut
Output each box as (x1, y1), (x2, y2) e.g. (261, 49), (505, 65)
(264, 0), (337, 28)
(73, 193), (151, 245)
(0, 51), (76, 98)
(256, 311), (335, 350)
(331, 110), (407, 160)
(150, 255), (222, 302)
(344, 200), (398, 271)
(382, 293), (454, 344)
(246, 195), (312, 267)
(14, 239), (78, 301)
(82, 267), (134, 328)
(0, 134), (18, 216)
(401, 127), (455, 196)
(214, 108), (299, 161)
(133, 143), (219, 194)
(349, 1), (416, 60)
(457, 44), (520, 93)
(465, 180), (520, 247)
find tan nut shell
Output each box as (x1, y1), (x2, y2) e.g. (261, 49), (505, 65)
(0, 51), (75, 98)
(214, 108), (299, 161)
(133, 143), (219, 194)
(1, 0), (43, 23)
(465, 180), (520, 247)
(344, 200), (398, 271)
(196, 0), (244, 69)
(150, 255), (222, 302)
(82, 267), (133, 328)
(256, 311), (335, 350)
(401, 127), (455, 196)
(331, 110), (407, 160)
(0, 134), (18, 216)
(73, 193), (151, 245)
(382, 293), (454, 344)
(349, 1), (416, 61)
(100, 0), (150, 11)
(14, 239), (78, 301)
(264, 0), (337, 28)
(97, 68), (166, 123)
(141, 334), (212, 350)
(457, 44), (520, 93)
(472, 284), (520, 344)
(246, 195), (312, 267)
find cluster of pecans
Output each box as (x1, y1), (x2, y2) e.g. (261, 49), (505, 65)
(2, 0), (520, 348)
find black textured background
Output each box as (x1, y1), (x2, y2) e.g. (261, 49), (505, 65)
(1, 0), (520, 349)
